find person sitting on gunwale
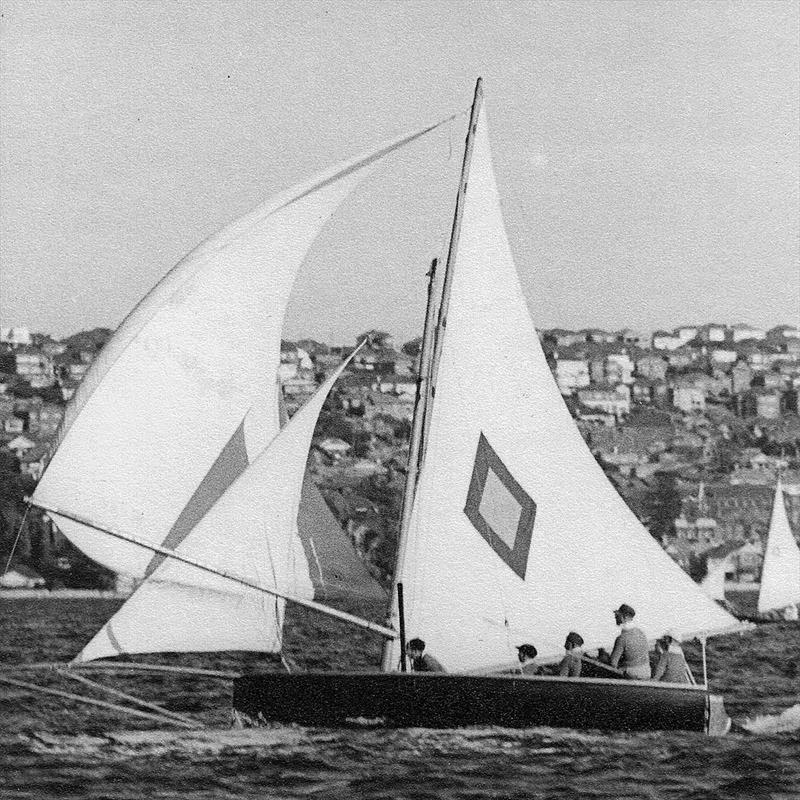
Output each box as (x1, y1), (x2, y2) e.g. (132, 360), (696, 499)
(609, 604), (651, 680)
(516, 644), (542, 675)
(407, 638), (446, 672)
(558, 631), (584, 677)
(652, 631), (691, 684)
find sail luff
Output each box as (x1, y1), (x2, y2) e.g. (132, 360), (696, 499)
(420, 78), (484, 470)
(33, 499), (396, 640)
(382, 80), (484, 672)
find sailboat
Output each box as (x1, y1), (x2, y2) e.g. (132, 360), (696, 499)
(754, 479), (800, 621)
(15, 79), (747, 735)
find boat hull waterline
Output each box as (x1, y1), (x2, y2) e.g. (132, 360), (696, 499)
(233, 672), (730, 735)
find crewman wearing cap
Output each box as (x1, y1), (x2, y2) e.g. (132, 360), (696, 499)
(407, 638), (446, 672)
(609, 604), (651, 680)
(558, 631), (585, 677)
(652, 630), (691, 683)
(516, 644), (542, 675)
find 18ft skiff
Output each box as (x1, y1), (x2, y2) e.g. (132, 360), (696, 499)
(10, 80), (749, 735)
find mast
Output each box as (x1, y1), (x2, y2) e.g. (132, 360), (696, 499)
(381, 78), (484, 671)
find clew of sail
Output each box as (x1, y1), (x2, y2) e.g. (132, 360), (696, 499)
(31, 116), (454, 580)
(387, 107), (742, 673)
(757, 480), (800, 614)
(75, 351), (373, 661)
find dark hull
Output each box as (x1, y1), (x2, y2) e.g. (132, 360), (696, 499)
(233, 672), (729, 735)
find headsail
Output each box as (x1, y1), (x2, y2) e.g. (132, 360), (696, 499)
(386, 106), (741, 673)
(75, 353), (379, 661)
(32, 116), (454, 579)
(757, 480), (800, 614)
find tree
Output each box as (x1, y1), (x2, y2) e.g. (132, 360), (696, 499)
(644, 471), (682, 541)
(402, 337), (423, 358)
(357, 330), (392, 350)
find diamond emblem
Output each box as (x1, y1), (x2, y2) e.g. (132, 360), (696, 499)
(463, 433), (536, 579)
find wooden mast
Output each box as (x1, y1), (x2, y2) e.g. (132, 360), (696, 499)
(381, 78), (484, 671)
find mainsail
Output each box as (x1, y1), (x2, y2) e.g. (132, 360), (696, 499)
(386, 106), (741, 673)
(31, 116), (453, 580)
(757, 480), (800, 614)
(75, 354), (379, 661)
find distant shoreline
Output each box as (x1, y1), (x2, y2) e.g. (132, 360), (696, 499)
(0, 589), (130, 600)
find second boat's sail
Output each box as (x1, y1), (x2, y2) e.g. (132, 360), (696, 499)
(757, 480), (800, 615)
(387, 106), (741, 673)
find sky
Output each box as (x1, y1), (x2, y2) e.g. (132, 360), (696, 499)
(1, 0), (798, 346)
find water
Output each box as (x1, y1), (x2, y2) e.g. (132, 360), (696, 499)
(1, 598), (798, 799)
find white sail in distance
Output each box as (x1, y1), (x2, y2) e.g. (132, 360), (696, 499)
(32, 115), (456, 579)
(388, 107), (741, 673)
(75, 353), (358, 661)
(757, 480), (800, 614)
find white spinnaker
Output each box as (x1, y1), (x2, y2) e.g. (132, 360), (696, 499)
(757, 481), (800, 614)
(75, 355), (354, 661)
(388, 109), (740, 673)
(33, 117), (452, 578)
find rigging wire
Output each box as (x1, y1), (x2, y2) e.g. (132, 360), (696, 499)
(3, 503), (30, 576)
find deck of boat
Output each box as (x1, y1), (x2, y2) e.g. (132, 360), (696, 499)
(233, 671), (729, 734)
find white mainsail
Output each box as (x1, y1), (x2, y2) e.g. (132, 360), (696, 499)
(387, 107), (741, 673)
(32, 117), (452, 580)
(75, 355), (359, 661)
(757, 480), (800, 614)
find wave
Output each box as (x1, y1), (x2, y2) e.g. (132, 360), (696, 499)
(741, 704), (800, 735)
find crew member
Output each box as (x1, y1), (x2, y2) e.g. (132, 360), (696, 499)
(516, 643), (541, 675)
(558, 631), (584, 677)
(652, 631), (691, 684)
(407, 638), (446, 672)
(609, 604), (651, 680)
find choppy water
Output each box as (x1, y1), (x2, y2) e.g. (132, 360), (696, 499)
(1, 598), (798, 799)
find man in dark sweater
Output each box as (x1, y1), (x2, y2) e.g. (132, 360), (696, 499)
(609, 604), (651, 680)
(408, 638), (446, 672)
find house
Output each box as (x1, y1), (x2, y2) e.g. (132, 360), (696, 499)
(6, 434), (36, 457)
(555, 359), (590, 395)
(710, 349), (738, 366)
(581, 329), (617, 345)
(543, 329), (585, 348)
(363, 391), (414, 421)
(68, 361), (90, 380)
(0, 565), (46, 589)
(15, 349), (53, 381)
(666, 348), (695, 369)
(671, 385), (706, 413)
(617, 329), (644, 347)
(0, 326), (32, 348)
(701, 540), (762, 600)
(632, 377), (669, 405)
(576, 386), (630, 418)
(3, 415), (25, 434)
(605, 353), (634, 385)
(697, 323), (728, 343)
(635, 354), (668, 381)
(730, 362), (753, 394)
(376, 376), (416, 396)
(675, 326), (698, 344)
(652, 331), (684, 351)
(318, 438), (352, 459)
(731, 324), (766, 343)
(19, 445), (48, 480)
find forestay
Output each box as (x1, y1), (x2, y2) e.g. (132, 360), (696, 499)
(32, 117), (452, 579)
(757, 480), (800, 614)
(75, 355), (367, 661)
(388, 108), (741, 673)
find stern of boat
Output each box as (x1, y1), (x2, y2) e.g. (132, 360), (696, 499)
(706, 693), (731, 736)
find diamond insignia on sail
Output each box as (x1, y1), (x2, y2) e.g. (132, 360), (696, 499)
(463, 433), (536, 579)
